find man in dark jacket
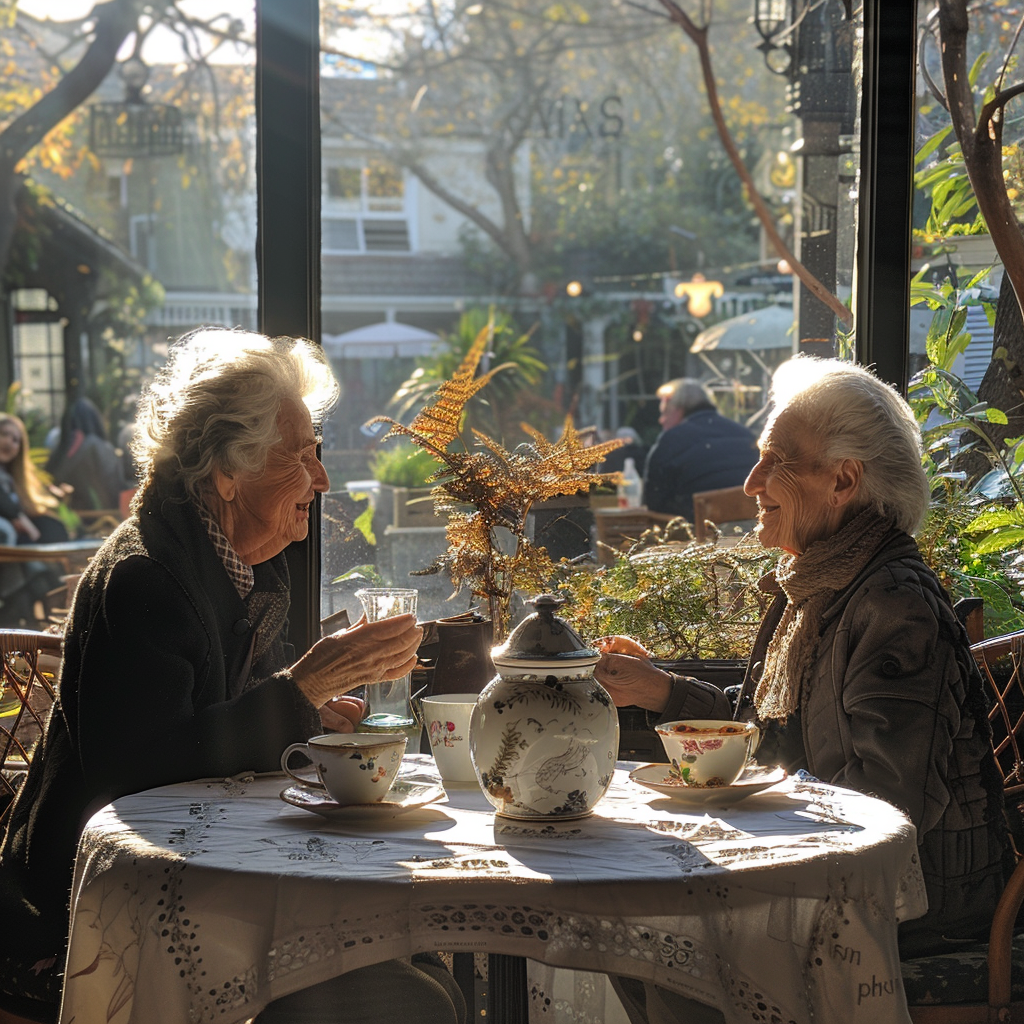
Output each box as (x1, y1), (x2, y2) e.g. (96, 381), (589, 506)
(643, 378), (757, 521)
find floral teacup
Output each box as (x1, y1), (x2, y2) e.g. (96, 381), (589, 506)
(281, 732), (406, 804)
(654, 719), (760, 788)
(420, 693), (477, 784)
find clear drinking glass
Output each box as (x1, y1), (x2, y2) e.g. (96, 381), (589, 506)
(354, 588), (420, 743)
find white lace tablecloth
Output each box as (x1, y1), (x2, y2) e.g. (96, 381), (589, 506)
(60, 756), (927, 1024)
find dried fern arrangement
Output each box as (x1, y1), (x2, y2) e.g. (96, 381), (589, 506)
(367, 321), (623, 640)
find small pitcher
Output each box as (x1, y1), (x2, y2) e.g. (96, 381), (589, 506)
(431, 613), (494, 695)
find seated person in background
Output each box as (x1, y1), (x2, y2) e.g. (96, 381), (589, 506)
(0, 414), (69, 624)
(0, 414), (67, 544)
(642, 378), (757, 522)
(595, 356), (1010, 1024)
(0, 329), (464, 1024)
(600, 426), (648, 475)
(44, 397), (129, 512)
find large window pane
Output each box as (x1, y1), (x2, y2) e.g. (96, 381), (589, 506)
(319, 0), (862, 626)
(1, 3), (256, 469)
(911, 2), (1024, 634)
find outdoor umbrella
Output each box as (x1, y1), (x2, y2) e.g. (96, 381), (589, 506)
(322, 321), (440, 359)
(690, 303), (795, 353)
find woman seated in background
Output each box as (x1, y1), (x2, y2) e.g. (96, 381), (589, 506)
(595, 356), (1011, 1024)
(44, 397), (128, 512)
(0, 414), (68, 625)
(0, 414), (67, 544)
(0, 329), (463, 1024)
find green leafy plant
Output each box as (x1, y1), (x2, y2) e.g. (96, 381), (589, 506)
(908, 271), (1024, 633)
(555, 531), (778, 661)
(369, 443), (441, 489)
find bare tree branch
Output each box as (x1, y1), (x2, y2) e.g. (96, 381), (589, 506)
(938, 0), (1024, 326)
(655, 0), (853, 326)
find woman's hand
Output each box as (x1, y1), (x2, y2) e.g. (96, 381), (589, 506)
(593, 635), (672, 713)
(319, 694), (366, 733)
(289, 612), (423, 709)
(13, 513), (40, 542)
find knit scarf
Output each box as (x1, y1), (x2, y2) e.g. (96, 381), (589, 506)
(754, 506), (896, 721)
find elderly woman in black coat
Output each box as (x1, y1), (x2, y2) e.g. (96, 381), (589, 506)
(596, 356), (1011, 1024)
(0, 329), (463, 1024)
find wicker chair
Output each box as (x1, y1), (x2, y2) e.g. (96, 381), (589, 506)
(0, 629), (62, 829)
(900, 629), (1024, 1022)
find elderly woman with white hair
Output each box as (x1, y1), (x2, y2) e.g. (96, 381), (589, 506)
(0, 329), (463, 1024)
(596, 356), (1010, 1024)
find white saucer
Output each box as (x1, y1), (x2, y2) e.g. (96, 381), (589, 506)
(280, 779), (446, 821)
(629, 763), (787, 806)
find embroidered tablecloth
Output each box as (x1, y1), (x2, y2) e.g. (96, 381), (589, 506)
(60, 756), (927, 1024)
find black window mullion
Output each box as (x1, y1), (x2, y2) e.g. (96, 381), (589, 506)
(855, 0), (917, 393)
(255, 0), (322, 654)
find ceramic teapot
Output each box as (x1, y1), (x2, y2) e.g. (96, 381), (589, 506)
(469, 594), (619, 820)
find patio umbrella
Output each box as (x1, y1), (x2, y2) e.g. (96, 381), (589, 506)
(690, 304), (795, 353)
(322, 321), (440, 359)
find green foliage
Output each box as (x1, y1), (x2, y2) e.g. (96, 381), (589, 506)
(556, 533), (778, 660)
(369, 444), (441, 488)
(87, 272), (165, 440)
(387, 307), (547, 443)
(908, 272), (1024, 632)
(914, 128), (988, 240)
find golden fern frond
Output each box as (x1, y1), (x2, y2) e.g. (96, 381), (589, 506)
(403, 321), (515, 449)
(362, 416), (451, 463)
(522, 415), (626, 470)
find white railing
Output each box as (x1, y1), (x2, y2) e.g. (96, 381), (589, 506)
(145, 293), (258, 329)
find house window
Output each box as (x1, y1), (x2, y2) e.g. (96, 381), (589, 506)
(323, 159), (410, 252)
(11, 290), (65, 426)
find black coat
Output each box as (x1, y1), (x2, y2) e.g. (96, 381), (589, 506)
(0, 477), (320, 958)
(642, 409), (758, 521)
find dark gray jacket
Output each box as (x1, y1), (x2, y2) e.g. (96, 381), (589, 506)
(0, 476), (320, 959)
(658, 529), (1009, 953)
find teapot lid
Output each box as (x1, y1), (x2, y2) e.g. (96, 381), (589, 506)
(492, 594), (599, 671)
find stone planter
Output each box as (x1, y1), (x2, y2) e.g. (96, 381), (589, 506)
(375, 484), (439, 529)
(526, 493), (594, 562)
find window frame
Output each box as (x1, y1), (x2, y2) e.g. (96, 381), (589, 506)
(253, 0), (914, 654)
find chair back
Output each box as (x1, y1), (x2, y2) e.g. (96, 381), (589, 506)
(971, 629), (1024, 801)
(0, 629), (62, 827)
(592, 508), (678, 564)
(691, 486), (758, 543)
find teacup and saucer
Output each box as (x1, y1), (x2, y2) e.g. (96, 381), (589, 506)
(279, 732), (444, 821)
(630, 719), (785, 807)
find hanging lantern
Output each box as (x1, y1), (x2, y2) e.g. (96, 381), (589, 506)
(752, 0), (794, 76)
(89, 58), (183, 158)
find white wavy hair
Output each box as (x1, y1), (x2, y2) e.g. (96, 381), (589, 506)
(766, 355), (929, 534)
(132, 328), (340, 501)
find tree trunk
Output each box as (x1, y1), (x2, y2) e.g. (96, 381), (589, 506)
(960, 268), (1024, 482)
(0, 0), (147, 281)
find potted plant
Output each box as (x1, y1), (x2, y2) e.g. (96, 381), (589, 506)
(553, 525), (779, 761)
(555, 528), (778, 669)
(366, 320), (624, 641)
(369, 442), (443, 530)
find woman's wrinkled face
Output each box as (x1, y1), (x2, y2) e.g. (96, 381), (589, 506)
(743, 410), (845, 556)
(0, 421), (22, 467)
(227, 399), (330, 565)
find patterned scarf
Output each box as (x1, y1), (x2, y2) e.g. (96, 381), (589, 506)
(754, 506), (896, 721)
